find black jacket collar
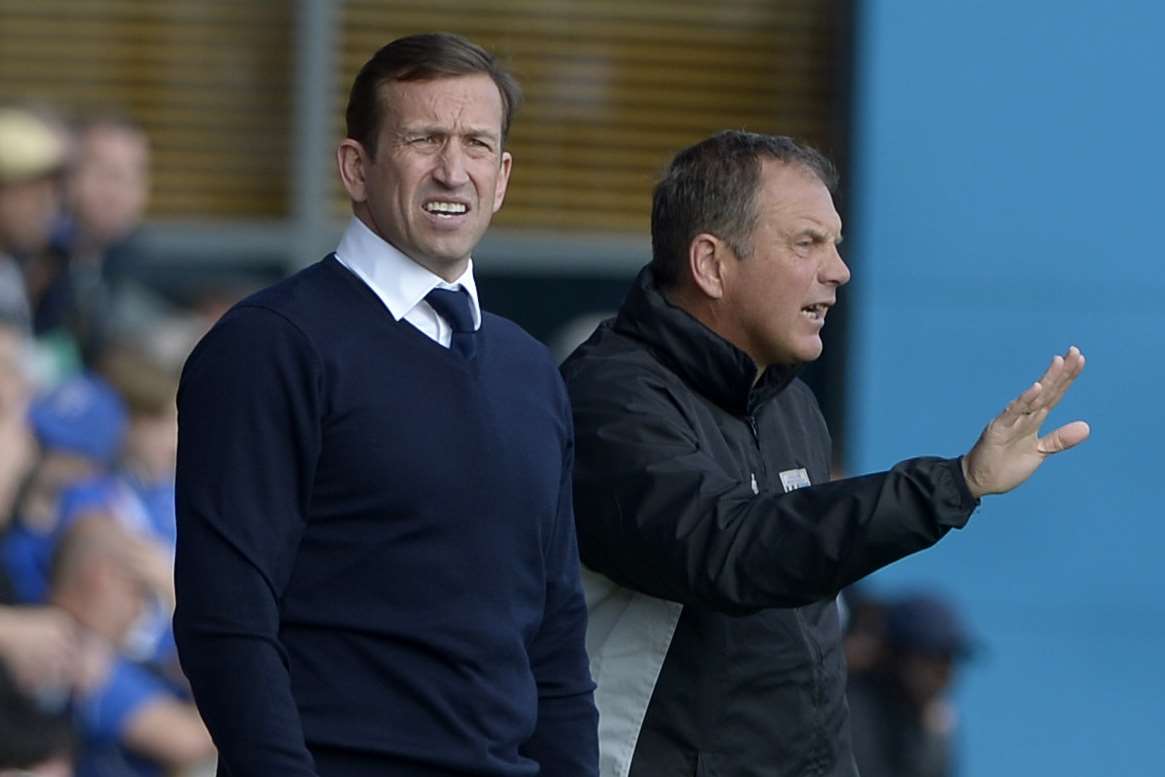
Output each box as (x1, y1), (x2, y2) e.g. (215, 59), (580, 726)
(613, 266), (798, 416)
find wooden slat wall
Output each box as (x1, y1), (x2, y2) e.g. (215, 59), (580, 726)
(0, 1), (841, 230)
(0, 0), (293, 219)
(337, 0), (843, 232)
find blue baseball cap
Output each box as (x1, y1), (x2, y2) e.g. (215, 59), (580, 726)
(886, 593), (978, 660)
(28, 374), (127, 463)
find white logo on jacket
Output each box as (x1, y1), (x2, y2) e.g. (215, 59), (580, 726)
(779, 468), (811, 493)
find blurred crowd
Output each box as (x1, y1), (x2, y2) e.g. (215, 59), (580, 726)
(0, 105), (216, 776)
(843, 588), (978, 777)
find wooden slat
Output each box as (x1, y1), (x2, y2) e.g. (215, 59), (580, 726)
(335, 0), (841, 233)
(0, 0), (841, 227)
(0, 0), (293, 219)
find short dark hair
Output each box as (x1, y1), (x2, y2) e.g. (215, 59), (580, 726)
(345, 32), (522, 157)
(650, 130), (838, 289)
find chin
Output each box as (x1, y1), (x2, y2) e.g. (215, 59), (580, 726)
(792, 341), (824, 364)
(425, 239), (477, 262)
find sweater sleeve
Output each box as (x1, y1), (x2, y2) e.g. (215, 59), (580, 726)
(173, 306), (322, 777)
(568, 368), (979, 614)
(520, 393), (599, 776)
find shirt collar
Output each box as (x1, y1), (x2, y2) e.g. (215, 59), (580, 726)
(334, 216), (481, 329)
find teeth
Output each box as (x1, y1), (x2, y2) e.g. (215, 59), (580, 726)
(425, 202), (467, 215)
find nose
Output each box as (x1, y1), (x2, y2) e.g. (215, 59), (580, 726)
(433, 140), (470, 188)
(822, 244), (851, 287)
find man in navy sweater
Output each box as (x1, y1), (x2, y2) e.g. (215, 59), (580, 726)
(174, 34), (598, 777)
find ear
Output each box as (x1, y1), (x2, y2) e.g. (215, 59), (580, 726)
(492, 150), (513, 213)
(687, 233), (727, 299)
(337, 139), (369, 203)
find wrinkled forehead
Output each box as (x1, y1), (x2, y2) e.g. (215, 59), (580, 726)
(378, 74), (505, 135)
(757, 158), (842, 231)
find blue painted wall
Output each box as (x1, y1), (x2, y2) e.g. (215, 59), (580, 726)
(846, 2), (1164, 775)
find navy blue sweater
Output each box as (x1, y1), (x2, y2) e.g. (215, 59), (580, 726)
(174, 257), (598, 777)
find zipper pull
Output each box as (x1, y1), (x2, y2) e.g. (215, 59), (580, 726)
(750, 472), (759, 495)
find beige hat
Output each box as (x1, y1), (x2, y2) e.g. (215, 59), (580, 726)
(0, 108), (67, 184)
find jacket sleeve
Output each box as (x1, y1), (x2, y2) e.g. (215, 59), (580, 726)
(173, 306), (321, 777)
(569, 368), (978, 614)
(520, 387), (600, 776)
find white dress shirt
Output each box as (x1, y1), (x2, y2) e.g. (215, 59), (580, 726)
(333, 216), (481, 348)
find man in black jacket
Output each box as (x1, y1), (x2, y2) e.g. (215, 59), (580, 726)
(561, 130), (1088, 777)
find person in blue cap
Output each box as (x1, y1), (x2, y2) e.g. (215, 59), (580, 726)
(56, 344), (181, 673)
(0, 372), (127, 603)
(847, 592), (978, 777)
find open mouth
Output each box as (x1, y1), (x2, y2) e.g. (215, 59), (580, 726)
(800, 303), (829, 321)
(423, 200), (469, 218)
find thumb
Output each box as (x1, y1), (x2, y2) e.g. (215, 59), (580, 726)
(1037, 420), (1091, 455)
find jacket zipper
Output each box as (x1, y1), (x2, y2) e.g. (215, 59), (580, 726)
(756, 403), (828, 765)
(745, 413), (768, 489)
(795, 607), (829, 771)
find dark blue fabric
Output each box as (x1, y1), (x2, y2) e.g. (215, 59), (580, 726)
(174, 256), (596, 777)
(424, 286), (477, 359)
(0, 523), (52, 603)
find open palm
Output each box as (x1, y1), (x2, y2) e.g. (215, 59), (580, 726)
(962, 346), (1090, 499)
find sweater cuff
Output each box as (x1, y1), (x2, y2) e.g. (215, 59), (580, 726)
(941, 456), (980, 529)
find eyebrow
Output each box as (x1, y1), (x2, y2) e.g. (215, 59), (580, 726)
(400, 125), (500, 142)
(797, 227), (844, 244)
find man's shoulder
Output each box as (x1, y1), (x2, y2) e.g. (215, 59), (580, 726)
(199, 257), (361, 350)
(232, 255), (347, 321)
(562, 318), (673, 394)
(182, 259), (347, 382)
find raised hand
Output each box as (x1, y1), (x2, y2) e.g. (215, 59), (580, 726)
(961, 346), (1090, 499)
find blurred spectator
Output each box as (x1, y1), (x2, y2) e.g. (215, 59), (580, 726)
(0, 672), (75, 775)
(0, 304), (36, 533)
(0, 374), (127, 604)
(58, 115), (150, 265)
(0, 277), (76, 775)
(60, 344), (179, 666)
(49, 515), (214, 777)
(847, 592), (978, 777)
(0, 600), (78, 777)
(0, 107), (67, 339)
(841, 585), (889, 676)
(30, 113), (162, 368)
(68, 344), (178, 548)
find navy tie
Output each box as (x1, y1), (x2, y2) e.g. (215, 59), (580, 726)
(424, 287), (477, 359)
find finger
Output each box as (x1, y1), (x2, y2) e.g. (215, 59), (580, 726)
(1028, 346), (1084, 415)
(999, 380), (1044, 426)
(1016, 405), (1051, 435)
(1036, 347), (1085, 412)
(1037, 420), (1091, 454)
(1027, 354), (1066, 409)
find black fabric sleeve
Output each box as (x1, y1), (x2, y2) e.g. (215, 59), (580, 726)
(570, 371), (978, 614)
(173, 306), (322, 777)
(520, 394), (600, 776)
